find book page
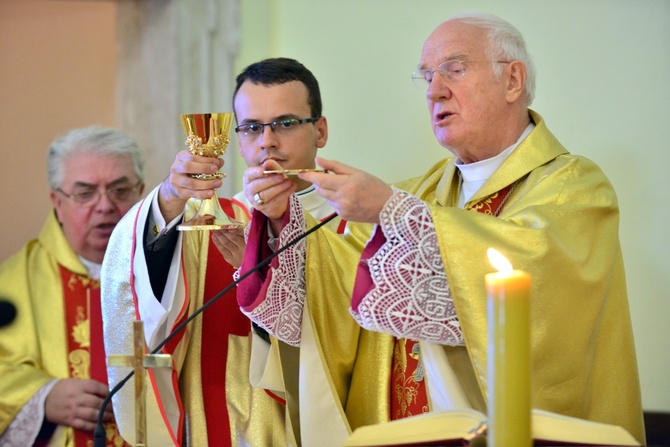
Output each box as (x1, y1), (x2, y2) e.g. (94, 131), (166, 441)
(344, 409), (641, 447)
(344, 409), (486, 447)
(531, 409), (640, 446)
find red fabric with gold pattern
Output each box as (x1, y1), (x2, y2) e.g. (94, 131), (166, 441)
(59, 265), (129, 447)
(389, 182), (516, 420)
(390, 338), (428, 419)
(465, 182), (517, 216)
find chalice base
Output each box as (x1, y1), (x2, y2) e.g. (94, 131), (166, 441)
(177, 195), (243, 231)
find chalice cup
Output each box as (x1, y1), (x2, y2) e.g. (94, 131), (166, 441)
(177, 112), (243, 231)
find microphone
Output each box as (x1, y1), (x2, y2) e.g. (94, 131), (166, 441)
(94, 212), (338, 447)
(0, 300), (17, 328)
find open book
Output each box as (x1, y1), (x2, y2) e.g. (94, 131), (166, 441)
(343, 408), (641, 447)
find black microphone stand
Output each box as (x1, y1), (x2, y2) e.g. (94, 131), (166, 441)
(94, 213), (337, 447)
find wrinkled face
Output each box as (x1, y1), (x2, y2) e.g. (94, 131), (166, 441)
(420, 20), (512, 162)
(50, 153), (143, 264)
(233, 80), (328, 191)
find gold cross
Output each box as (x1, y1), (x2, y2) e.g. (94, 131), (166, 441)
(107, 320), (172, 447)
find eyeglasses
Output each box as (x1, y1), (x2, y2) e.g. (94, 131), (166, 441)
(411, 60), (509, 88)
(234, 117), (319, 140)
(56, 181), (141, 207)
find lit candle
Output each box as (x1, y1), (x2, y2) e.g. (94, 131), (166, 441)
(485, 248), (531, 447)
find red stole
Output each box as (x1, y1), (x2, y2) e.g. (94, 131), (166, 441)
(59, 265), (129, 447)
(163, 199), (263, 445)
(199, 234), (249, 444)
(390, 182), (517, 420)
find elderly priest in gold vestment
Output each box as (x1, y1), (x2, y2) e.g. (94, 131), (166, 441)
(236, 11), (646, 447)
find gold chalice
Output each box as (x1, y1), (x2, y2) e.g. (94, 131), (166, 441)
(177, 113), (243, 231)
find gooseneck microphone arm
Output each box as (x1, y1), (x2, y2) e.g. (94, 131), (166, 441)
(93, 212), (338, 447)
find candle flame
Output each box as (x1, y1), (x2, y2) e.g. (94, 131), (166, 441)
(487, 248), (513, 274)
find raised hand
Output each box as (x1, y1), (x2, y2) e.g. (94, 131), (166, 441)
(211, 226), (246, 268)
(157, 150), (224, 222)
(297, 157), (393, 223)
(243, 159), (297, 234)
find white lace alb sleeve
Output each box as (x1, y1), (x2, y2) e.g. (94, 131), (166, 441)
(239, 194), (307, 347)
(350, 187), (463, 346)
(0, 379), (58, 447)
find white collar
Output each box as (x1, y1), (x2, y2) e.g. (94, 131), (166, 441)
(455, 122), (535, 182)
(79, 256), (102, 280)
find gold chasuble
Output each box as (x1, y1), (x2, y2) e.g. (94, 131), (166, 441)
(102, 191), (286, 446)
(295, 111), (644, 444)
(0, 211), (126, 447)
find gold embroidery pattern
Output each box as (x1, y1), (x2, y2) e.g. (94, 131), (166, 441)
(105, 422), (128, 447)
(466, 181), (519, 217)
(467, 191), (500, 215)
(67, 273), (100, 291)
(68, 349), (90, 379)
(72, 306), (90, 348)
(69, 302), (90, 379)
(392, 339), (429, 419)
(70, 303), (90, 378)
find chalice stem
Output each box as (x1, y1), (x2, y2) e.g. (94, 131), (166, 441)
(186, 196), (243, 230)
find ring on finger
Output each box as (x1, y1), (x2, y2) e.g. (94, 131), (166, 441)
(253, 192), (264, 205)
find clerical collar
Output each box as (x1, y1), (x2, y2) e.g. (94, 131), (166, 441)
(294, 184), (334, 221)
(295, 184), (321, 212)
(296, 184), (316, 196)
(455, 123), (535, 207)
(79, 256), (102, 280)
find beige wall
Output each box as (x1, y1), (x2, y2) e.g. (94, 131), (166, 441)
(0, 0), (117, 262)
(1, 0), (668, 414)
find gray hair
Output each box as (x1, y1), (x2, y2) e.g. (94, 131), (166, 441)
(448, 11), (536, 106)
(47, 126), (145, 190)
